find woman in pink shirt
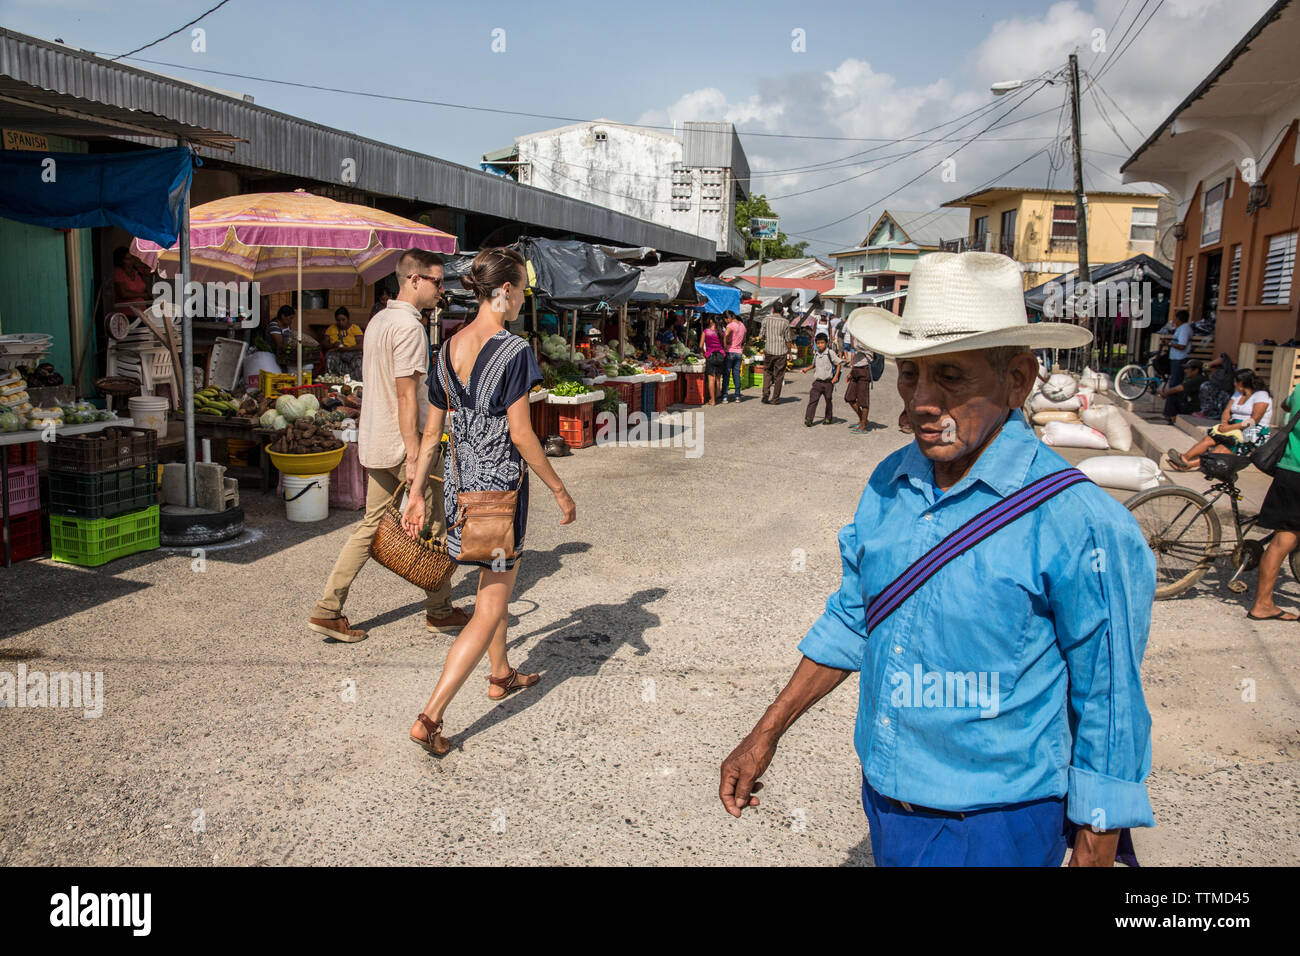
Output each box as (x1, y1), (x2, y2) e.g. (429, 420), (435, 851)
(723, 311), (746, 402)
(699, 315), (726, 406)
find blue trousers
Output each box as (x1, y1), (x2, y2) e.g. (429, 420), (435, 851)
(861, 775), (1067, 867)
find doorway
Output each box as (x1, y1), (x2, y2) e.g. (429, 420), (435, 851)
(1199, 251), (1221, 334)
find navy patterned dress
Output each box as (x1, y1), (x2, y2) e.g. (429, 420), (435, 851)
(428, 330), (543, 569)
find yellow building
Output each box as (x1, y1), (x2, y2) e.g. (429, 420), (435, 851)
(940, 187), (1165, 289)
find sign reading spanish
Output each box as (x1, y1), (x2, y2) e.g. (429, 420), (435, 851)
(751, 217), (780, 239)
(3, 129), (49, 151)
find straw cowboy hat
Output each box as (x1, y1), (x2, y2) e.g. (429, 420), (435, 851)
(844, 251), (1092, 358)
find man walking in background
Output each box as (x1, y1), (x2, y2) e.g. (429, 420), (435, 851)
(760, 302), (791, 404)
(309, 249), (471, 643)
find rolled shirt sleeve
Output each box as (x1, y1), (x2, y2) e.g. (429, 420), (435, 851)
(393, 324), (428, 380)
(1050, 514), (1158, 829)
(798, 517), (868, 672)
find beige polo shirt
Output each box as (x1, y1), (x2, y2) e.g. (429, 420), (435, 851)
(358, 299), (429, 469)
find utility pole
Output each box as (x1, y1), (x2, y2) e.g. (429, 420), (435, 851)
(1067, 53), (1091, 305)
(756, 234), (764, 294)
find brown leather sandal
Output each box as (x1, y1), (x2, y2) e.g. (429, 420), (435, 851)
(410, 713), (451, 757)
(487, 667), (540, 700)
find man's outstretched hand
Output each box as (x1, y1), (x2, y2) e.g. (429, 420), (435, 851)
(719, 726), (779, 817)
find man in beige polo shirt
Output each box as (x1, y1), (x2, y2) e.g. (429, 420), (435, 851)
(309, 249), (470, 642)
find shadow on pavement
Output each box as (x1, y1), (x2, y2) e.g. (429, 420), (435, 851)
(447, 587), (664, 748)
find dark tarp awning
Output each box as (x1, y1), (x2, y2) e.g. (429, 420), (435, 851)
(520, 237), (641, 310)
(0, 146), (193, 246)
(1024, 254), (1173, 315)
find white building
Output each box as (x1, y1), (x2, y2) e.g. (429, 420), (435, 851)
(484, 120), (750, 263)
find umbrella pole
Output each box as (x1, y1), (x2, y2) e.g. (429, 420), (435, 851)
(180, 182), (197, 508)
(296, 248), (304, 386)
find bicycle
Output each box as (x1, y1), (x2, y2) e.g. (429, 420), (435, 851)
(1125, 452), (1300, 599)
(1113, 350), (1169, 402)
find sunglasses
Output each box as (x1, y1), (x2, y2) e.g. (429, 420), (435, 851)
(409, 273), (444, 287)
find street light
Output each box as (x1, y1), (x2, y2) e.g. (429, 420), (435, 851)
(990, 80), (1024, 96)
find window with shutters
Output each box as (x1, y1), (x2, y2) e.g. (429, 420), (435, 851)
(1130, 207), (1157, 243)
(670, 165), (693, 212)
(1260, 231), (1297, 306)
(1183, 257), (1194, 306)
(1225, 245), (1241, 305)
(1050, 204), (1077, 248)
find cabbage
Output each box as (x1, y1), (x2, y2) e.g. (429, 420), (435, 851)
(272, 414), (288, 430)
(259, 409), (279, 428)
(275, 394), (309, 420)
(299, 394), (320, 415)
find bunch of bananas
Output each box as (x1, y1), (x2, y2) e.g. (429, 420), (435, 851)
(193, 386), (239, 417)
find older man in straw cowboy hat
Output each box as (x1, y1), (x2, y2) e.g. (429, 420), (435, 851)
(720, 252), (1157, 866)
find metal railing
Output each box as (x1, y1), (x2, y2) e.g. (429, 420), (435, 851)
(940, 233), (1015, 257)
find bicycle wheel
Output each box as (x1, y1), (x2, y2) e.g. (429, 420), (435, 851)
(1125, 486), (1222, 598)
(1114, 364), (1148, 401)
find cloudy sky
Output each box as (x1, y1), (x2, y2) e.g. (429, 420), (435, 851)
(2, 0), (1280, 255)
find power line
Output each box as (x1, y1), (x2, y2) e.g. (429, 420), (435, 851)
(1089, 78), (1149, 142)
(789, 81), (1050, 236)
(1087, 0), (1135, 74)
(1093, 0), (1165, 83)
(111, 0), (233, 61)
(1087, 83), (1135, 153)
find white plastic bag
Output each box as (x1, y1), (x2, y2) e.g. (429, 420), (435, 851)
(1028, 391), (1081, 413)
(1042, 420), (1109, 449)
(1076, 455), (1161, 491)
(1041, 372), (1079, 402)
(1081, 405), (1133, 452)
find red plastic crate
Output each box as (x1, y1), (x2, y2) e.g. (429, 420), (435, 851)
(5, 463), (39, 516)
(655, 379), (672, 413)
(5, 509), (44, 561)
(557, 403), (595, 449)
(529, 398), (547, 436)
(682, 372), (707, 405)
(6, 442), (38, 466)
(543, 403), (560, 437)
(608, 380), (641, 414)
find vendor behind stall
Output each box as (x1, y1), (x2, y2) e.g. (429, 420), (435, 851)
(267, 304), (323, 375)
(324, 306), (364, 378)
(112, 246), (151, 307)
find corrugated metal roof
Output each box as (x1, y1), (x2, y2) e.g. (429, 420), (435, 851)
(0, 74), (240, 149)
(0, 29), (716, 260)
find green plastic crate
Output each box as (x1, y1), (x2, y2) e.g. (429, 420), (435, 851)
(50, 505), (160, 567)
(752, 368), (764, 386)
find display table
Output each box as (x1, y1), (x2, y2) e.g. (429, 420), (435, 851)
(1, 418), (138, 567)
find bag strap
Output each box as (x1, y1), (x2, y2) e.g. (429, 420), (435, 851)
(865, 468), (1090, 634)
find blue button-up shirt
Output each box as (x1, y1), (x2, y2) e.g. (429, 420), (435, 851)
(798, 412), (1157, 829)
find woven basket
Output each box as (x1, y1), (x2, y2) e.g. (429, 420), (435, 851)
(369, 482), (454, 591)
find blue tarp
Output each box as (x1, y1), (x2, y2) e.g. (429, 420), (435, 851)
(694, 281), (741, 314)
(0, 147), (193, 246)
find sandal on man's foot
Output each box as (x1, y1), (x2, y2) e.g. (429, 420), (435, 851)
(487, 667), (540, 700)
(410, 713), (451, 757)
(1246, 609), (1300, 621)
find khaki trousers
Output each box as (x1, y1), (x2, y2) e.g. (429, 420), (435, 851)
(313, 452), (452, 619)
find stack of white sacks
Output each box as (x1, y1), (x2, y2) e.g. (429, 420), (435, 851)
(1026, 363), (1160, 491)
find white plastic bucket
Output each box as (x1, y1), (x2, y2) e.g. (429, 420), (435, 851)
(128, 395), (169, 437)
(283, 472), (329, 522)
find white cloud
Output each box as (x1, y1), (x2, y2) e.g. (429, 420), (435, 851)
(633, 0), (1278, 252)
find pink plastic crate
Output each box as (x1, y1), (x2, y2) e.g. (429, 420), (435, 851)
(5, 462), (40, 516)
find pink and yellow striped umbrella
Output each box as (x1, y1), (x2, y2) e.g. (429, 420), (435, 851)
(130, 190), (457, 293)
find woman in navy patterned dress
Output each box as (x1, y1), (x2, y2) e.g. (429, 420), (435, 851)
(402, 247), (577, 757)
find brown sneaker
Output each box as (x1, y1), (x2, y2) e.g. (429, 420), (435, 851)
(308, 615), (367, 642)
(426, 606), (471, 635)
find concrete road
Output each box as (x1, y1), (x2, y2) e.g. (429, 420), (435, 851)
(1, 368), (1297, 865)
